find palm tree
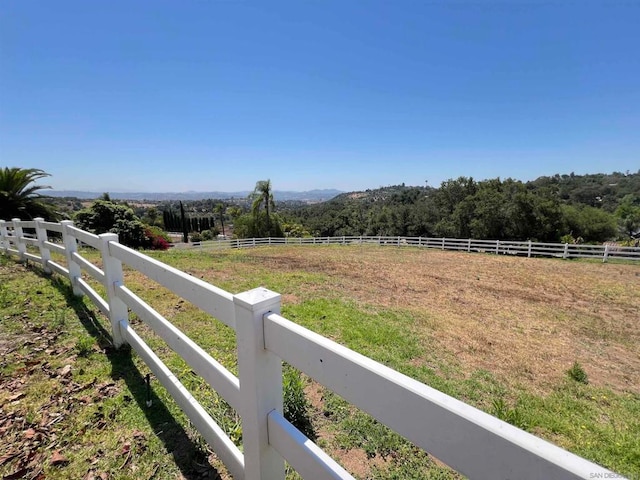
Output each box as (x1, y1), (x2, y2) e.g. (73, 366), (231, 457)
(251, 179), (275, 232)
(0, 167), (57, 220)
(215, 203), (226, 237)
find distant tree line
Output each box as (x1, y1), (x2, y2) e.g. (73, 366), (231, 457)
(5, 166), (638, 246)
(283, 172), (640, 244)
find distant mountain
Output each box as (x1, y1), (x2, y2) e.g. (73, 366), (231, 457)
(272, 189), (343, 203)
(46, 189), (343, 203)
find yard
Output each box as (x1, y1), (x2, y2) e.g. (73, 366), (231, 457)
(1, 245), (638, 478)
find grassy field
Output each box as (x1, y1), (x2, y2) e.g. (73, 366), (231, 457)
(1, 245), (639, 479)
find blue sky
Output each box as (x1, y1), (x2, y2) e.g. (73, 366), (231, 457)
(1, 1), (639, 193)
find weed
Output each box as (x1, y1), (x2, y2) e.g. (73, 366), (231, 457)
(491, 398), (529, 430)
(336, 410), (405, 459)
(75, 335), (94, 357)
(51, 308), (67, 328)
(567, 361), (589, 384)
(0, 282), (11, 307)
(210, 396), (242, 446)
(283, 364), (315, 440)
(177, 364), (244, 446)
(322, 390), (351, 422)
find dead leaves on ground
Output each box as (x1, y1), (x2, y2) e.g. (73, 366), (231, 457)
(0, 413), (49, 479)
(0, 318), (123, 479)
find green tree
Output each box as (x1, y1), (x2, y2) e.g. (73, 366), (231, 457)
(562, 205), (618, 243)
(615, 195), (640, 239)
(0, 167), (58, 220)
(251, 180), (275, 230)
(215, 203), (226, 237)
(434, 177), (477, 216)
(227, 206), (244, 220)
(433, 177), (477, 237)
(282, 222), (311, 238)
(246, 179), (282, 237)
(142, 207), (161, 227)
(74, 199), (149, 249)
(180, 201), (188, 243)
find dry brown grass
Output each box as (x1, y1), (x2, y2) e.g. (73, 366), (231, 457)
(229, 246), (640, 396)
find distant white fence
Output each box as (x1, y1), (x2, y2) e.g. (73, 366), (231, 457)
(179, 235), (640, 262)
(0, 218), (623, 480)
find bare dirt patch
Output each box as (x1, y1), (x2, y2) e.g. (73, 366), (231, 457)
(239, 246), (640, 395)
(302, 380), (387, 479)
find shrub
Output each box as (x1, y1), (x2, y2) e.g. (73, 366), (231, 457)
(560, 233), (575, 244)
(190, 232), (202, 243)
(567, 361), (589, 384)
(201, 228), (220, 241)
(144, 226), (171, 250)
(201, 229), (213, 241)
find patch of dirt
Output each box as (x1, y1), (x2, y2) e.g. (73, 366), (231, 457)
(242, 247), (640, 395)
(303, 380), (387, 479)
(338, 447), (387, 477)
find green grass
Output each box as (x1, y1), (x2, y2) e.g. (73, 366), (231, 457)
(1, 247), (638, 479)
(0, 255), (219, 480)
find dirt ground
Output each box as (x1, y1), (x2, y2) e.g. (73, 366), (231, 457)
(239, 246), (640, 396)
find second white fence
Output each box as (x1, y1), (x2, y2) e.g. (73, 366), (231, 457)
(178, 234), (640, 262)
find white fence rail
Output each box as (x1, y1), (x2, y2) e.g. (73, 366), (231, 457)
(179, 234), (640, 262)
(0, 218), (625, 480)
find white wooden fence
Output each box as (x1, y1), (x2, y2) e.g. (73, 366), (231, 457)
(0, 218), (625, 480)
(179, 234), (640, 262)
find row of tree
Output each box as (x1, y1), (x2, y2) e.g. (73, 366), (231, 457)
(162, 209), (216, 233)
(284, 174), (640, 244)
(161, 202), (228, 238)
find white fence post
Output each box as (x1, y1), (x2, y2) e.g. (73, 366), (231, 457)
(61, 220), (83, 296)
(0, 220), (9, 253)
(234, 287), (284, 480)
(528, 240), (532, 258)
(563, 243), (569, 259)
(467, 238), (471, 252)
(603, 244), (610, 263)
(12, 219), (27, 261)
(495, 239), (500, 255)
(99, 233), (127, 348)
(34, 218), (52, 274)
(441, 237), (445, 250)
